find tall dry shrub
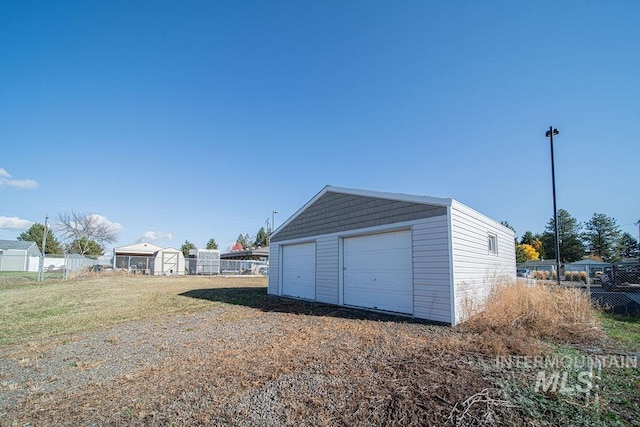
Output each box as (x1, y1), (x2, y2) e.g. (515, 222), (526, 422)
(461, 281), (603, 354)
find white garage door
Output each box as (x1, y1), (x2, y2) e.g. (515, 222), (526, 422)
(343, 230), (413, 314)
(282, 242), (316, 300)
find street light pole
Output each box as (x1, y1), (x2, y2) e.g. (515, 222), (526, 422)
(636, 220), (640, 261)
(545, 126), (561, 285)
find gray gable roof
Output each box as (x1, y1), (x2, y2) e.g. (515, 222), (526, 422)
(271, 186), (449, 243)
(0, 239), (39, 251)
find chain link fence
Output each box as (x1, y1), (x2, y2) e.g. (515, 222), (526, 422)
(113, 255), (268, 277)
(519, 261), (640, 315)
(0, 253), (98, 282)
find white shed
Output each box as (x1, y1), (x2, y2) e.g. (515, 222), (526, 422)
(150, 247), (185, 276)
(0, 240), (42, 272)
(268, 186), (516, 325)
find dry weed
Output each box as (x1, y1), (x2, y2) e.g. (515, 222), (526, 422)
(461, 281), (604, 354)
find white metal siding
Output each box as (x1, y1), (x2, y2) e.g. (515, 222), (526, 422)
(268, 244), (279, 295)
(412, 216), (453, 323)
(316, 236), (339, 304)
(343, 230), (413, 314)
(282, 242), (316, 300)
(450, 201), (516, 324)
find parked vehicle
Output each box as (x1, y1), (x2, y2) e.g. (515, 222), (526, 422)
(516, 268), (531, 278)
(601, 264), (640, 291)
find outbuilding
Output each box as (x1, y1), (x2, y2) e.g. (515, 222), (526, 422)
(268, 186), (516, 325)
(113, 242), (163, 272)
(0, 240), (42, 272)
(150, 247), (185, 276)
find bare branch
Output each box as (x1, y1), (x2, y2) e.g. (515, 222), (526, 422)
(56, 211), (119, 246)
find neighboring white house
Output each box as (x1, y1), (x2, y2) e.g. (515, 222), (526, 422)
(0, 240), (42, 272)
(268, 186), (516, 325)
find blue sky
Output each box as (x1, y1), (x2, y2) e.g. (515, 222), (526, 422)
(1, 1), (639, 252)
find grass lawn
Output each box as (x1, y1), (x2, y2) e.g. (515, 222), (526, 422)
(597, 311), (640, 352)
(0, 274), (267, 345)
(0, 271), (63, 285)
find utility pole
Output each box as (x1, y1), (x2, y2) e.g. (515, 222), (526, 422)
(271, 210), (278, 246)
(265, 218), (271, 247)
(38, 214), (48, 281)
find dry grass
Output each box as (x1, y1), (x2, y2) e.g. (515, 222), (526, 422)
(2, 275), (628, 426)
(8, 312), (513, 426)
(460, 281), (604, 355)
(0, 275), (266, 345)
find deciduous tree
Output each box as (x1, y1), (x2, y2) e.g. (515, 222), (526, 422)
(517, 243), (539, 261)
(56, 211), (119, 250)
(235, 233), (253, 250)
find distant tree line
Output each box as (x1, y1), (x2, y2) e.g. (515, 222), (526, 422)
(507, 211), (639, 264)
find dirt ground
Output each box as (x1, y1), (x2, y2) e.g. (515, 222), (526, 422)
(0, 283), (635, 426)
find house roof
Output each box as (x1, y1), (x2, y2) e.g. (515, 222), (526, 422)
(567, 259), (611, 266)
(220, 246), (269, 259)
(0, 239), (40, 252)
(114, 242), (163, 255)
(518, 260), (559, 267)
(155, 247), (183, 254)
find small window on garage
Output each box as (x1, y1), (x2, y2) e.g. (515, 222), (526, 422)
(488, 233), (498, 255)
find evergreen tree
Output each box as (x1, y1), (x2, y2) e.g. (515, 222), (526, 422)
(180, 240), (196, 257)
(67, 237), (103, 257)
(18, 223), (63, 254)
(206, 238), (218, 250)
(542, 209), (584, 263)
(618, 232), (639, 260)
(254, 227), (268, 247)
(520, 231), (536, 245)
(582, 213), (622, 262)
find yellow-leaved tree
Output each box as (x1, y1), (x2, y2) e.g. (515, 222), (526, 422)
(517, 243), (540, 261)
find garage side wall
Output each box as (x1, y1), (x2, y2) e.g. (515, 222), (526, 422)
(412, 216), (452, 323)
(450, 201), (516, 324)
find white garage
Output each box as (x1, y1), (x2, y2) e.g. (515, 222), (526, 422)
(281, 242), (316, 299)
(268, 186), (516, 325)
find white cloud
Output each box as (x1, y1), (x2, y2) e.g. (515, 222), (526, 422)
(0, 216), (33, 231)
(88, 214), (124, 232)
(137, 231), (173, 243)
(0, 168), (38, 190)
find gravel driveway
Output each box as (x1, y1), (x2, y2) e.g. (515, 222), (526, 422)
(0, 295), (505, 426)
